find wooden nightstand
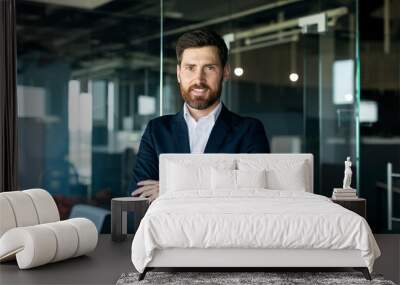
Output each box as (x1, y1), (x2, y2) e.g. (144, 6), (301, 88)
(331, 198), (366, 219)
(111, 197), (150, 242)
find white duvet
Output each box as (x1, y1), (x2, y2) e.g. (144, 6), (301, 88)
(131, 190), (380, 273)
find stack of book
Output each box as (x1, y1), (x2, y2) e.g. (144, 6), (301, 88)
(332, 188), (357, 199)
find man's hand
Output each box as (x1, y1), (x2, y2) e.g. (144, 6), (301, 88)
(131, 180), (159, 203)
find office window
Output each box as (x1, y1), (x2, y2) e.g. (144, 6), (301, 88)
(16, 0), (399, 233)
(16, 0), (161, 219)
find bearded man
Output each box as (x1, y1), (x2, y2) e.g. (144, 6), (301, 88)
(129, 29), (270, 201)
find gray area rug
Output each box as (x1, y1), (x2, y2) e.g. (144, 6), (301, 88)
(116, 271), (396, 285)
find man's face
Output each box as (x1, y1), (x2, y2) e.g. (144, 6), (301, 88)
(177, 46), (229, 110)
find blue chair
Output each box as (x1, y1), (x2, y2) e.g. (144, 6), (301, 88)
(69, 204), (111, 234)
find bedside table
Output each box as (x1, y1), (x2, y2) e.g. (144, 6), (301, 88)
(331, 198), (366, 219)
(111, 197), (150, 242)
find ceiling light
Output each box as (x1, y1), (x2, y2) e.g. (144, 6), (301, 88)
(234, 67), (244, 77)
(289, 73), (299, 82)
(26, 0), (113, 10)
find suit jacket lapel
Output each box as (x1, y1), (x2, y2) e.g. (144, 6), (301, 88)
(204, 104), (232, 153)
(172, 110), (191, 153)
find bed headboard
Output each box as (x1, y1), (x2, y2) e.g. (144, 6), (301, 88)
(159, 154), (314, 194)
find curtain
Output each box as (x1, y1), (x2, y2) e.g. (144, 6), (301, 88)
(0, 0), (17, 192)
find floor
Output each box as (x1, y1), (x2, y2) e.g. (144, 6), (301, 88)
(373, 234), (400, 284)
(1, 234), (399, 285)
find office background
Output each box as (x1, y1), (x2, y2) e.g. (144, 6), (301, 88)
(1, 0), (399, 233)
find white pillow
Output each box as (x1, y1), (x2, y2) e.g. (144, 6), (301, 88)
(211, 168), (236, 190)
(266, 166), (306, 191)
(237, 169), (267, 188)
(166, 160), (235, 192)
(238, 159), (308, 191)
(167, 162), (209, 191)
(211, 168), (267, 190)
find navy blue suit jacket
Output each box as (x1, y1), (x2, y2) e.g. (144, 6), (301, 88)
(128, 104), (270, 193)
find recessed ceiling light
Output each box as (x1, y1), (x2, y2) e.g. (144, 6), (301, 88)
(234, 67), (244, 77)
(289, 72), (299, 82)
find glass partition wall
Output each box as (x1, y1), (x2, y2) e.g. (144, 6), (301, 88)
(16, 0), (162, 218)
(19, 0), (393, 231)
(161, 0), (360, 198)
(359, 0), (400, 233)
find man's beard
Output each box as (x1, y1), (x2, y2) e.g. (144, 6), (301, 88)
(179, 79), (223, 110)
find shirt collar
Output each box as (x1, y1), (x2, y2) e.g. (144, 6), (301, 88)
(183, 101), (222, 123)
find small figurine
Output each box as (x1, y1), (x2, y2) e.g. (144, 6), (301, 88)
(342, 157), (353, 189)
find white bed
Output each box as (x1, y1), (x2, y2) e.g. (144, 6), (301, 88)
(131, 154), (380, 280)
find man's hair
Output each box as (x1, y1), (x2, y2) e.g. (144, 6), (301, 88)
(176, 29), (228, 67)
